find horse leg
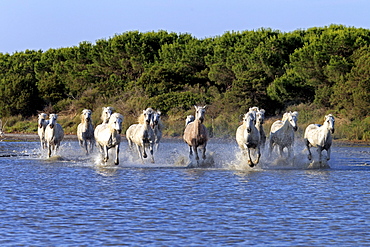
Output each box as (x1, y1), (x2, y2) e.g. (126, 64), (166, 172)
(255, 146), (261, 165)
(114, 145), (120, 165)
(103, 146), (109, 163)
(247, 147), (255, 167)
(279, 145), (284, 157)
(142, 142), (148, 159)
(202, 145), (206, 160)
(305, 139), (312, 160)
(136, 144), (144, 163)
(188, 145), (193, 158)
(318, 147), (323, 163)
(327, 147), (331, 161)
(268, 138), (274, 157)
(194, 146), (200, 160)
(47, 144), (52, 158)
(84, 140), (88, 155)
(149, 142), (154, 163)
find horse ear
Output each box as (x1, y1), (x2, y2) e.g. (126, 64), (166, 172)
(293, 111), (299, 117)
(194, 105), (197, 110)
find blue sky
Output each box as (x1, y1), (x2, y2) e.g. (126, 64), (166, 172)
(1, 0), (369, 54)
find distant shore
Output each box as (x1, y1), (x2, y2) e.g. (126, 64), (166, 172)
(0, 133), (369, 146)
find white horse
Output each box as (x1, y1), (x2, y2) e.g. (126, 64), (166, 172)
(256, 109), (266, 148)
(37, 113), (49, 149)
(150, 110), (163, 152)
(77, 109), (95, 155)
(45, 114), (64, 158)
(304, 114), (335, 163)
(94, 113), (123, 165)
(185, 115), (195, 126)
(269, 111), (299, 158)
(236, 110), (261, 167)
(183, 105), (208, 161)
(126, 108), (155, 163)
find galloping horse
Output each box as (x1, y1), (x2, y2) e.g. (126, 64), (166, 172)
(183, 105), (208, 161)
(37, 113), (49, 149)
(77, 109), (95, 155)
(304, 114), (335, 163)
(94, 113), (123, 165)
(126, 108), (155, 163)
(150, 110), (163, 152)
(236, 109), (261, 167)
(45, 114), (64, 158)
(269, 111), (299, 158)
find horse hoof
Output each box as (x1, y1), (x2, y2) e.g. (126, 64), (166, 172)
(143, 154), (147, 158)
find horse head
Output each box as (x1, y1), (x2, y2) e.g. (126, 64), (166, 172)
(283, 111), (298, 131)
(109, 113), (124, 134)
(256, 109), (265, 125)
(38, 113), (48, 128)
(48, 114), (58, 129)
(143, 108), (154, 125)
(150, 110), (161, 128)
(325, 114), (335, 134)
(185, 115), (195, 126)
(243, 111), (255, 133)
(81, 109), (92, 122)
(101, 107), (114, 124)
(194, 105), (206, 123)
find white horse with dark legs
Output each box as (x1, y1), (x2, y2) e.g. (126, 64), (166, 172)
(126, 108), (155, 163)
(45, 114), (64, 158)
(255, 108), (266, 148)
(269, 111), (299, 158)
(236, 110), (261, 167)
(77, 109), (95, 155)
(183, 105), (208, 162)
(304, 114), (335, 164)
(150, 110), (163, 152)
(94, 113), (123, 165)
(37, 113), (49, 149)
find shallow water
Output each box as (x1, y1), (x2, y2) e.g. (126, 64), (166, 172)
(0, 139), (369, 246)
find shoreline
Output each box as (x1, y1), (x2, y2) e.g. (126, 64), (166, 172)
(1, 133), (369, 147)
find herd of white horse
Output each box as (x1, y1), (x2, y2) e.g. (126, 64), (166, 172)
(34, 105), (335, 167)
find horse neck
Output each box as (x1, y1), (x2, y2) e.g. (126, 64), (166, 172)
(192, 119), (202, 136)
(321, 121), (332, 137)
(255, 121), (263, 132)
(282, 118), (293, 132)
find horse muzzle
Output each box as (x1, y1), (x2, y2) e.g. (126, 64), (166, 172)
(49, 124), (54, 129)
(247, 128), (251, 133)
(331, 128), (335, 134)
(293, 126), (298, 131)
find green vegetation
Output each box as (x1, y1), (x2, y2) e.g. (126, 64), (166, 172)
(1, 25), (370, 140)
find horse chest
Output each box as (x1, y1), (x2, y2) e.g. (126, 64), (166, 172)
(107, 134), (120, 147)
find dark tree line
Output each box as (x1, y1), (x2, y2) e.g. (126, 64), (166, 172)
(1, 25), (370, 137)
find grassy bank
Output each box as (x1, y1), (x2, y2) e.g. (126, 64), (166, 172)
(1, 104), (370, 142)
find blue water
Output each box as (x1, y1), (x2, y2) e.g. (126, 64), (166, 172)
(0, 139), (369, 246)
